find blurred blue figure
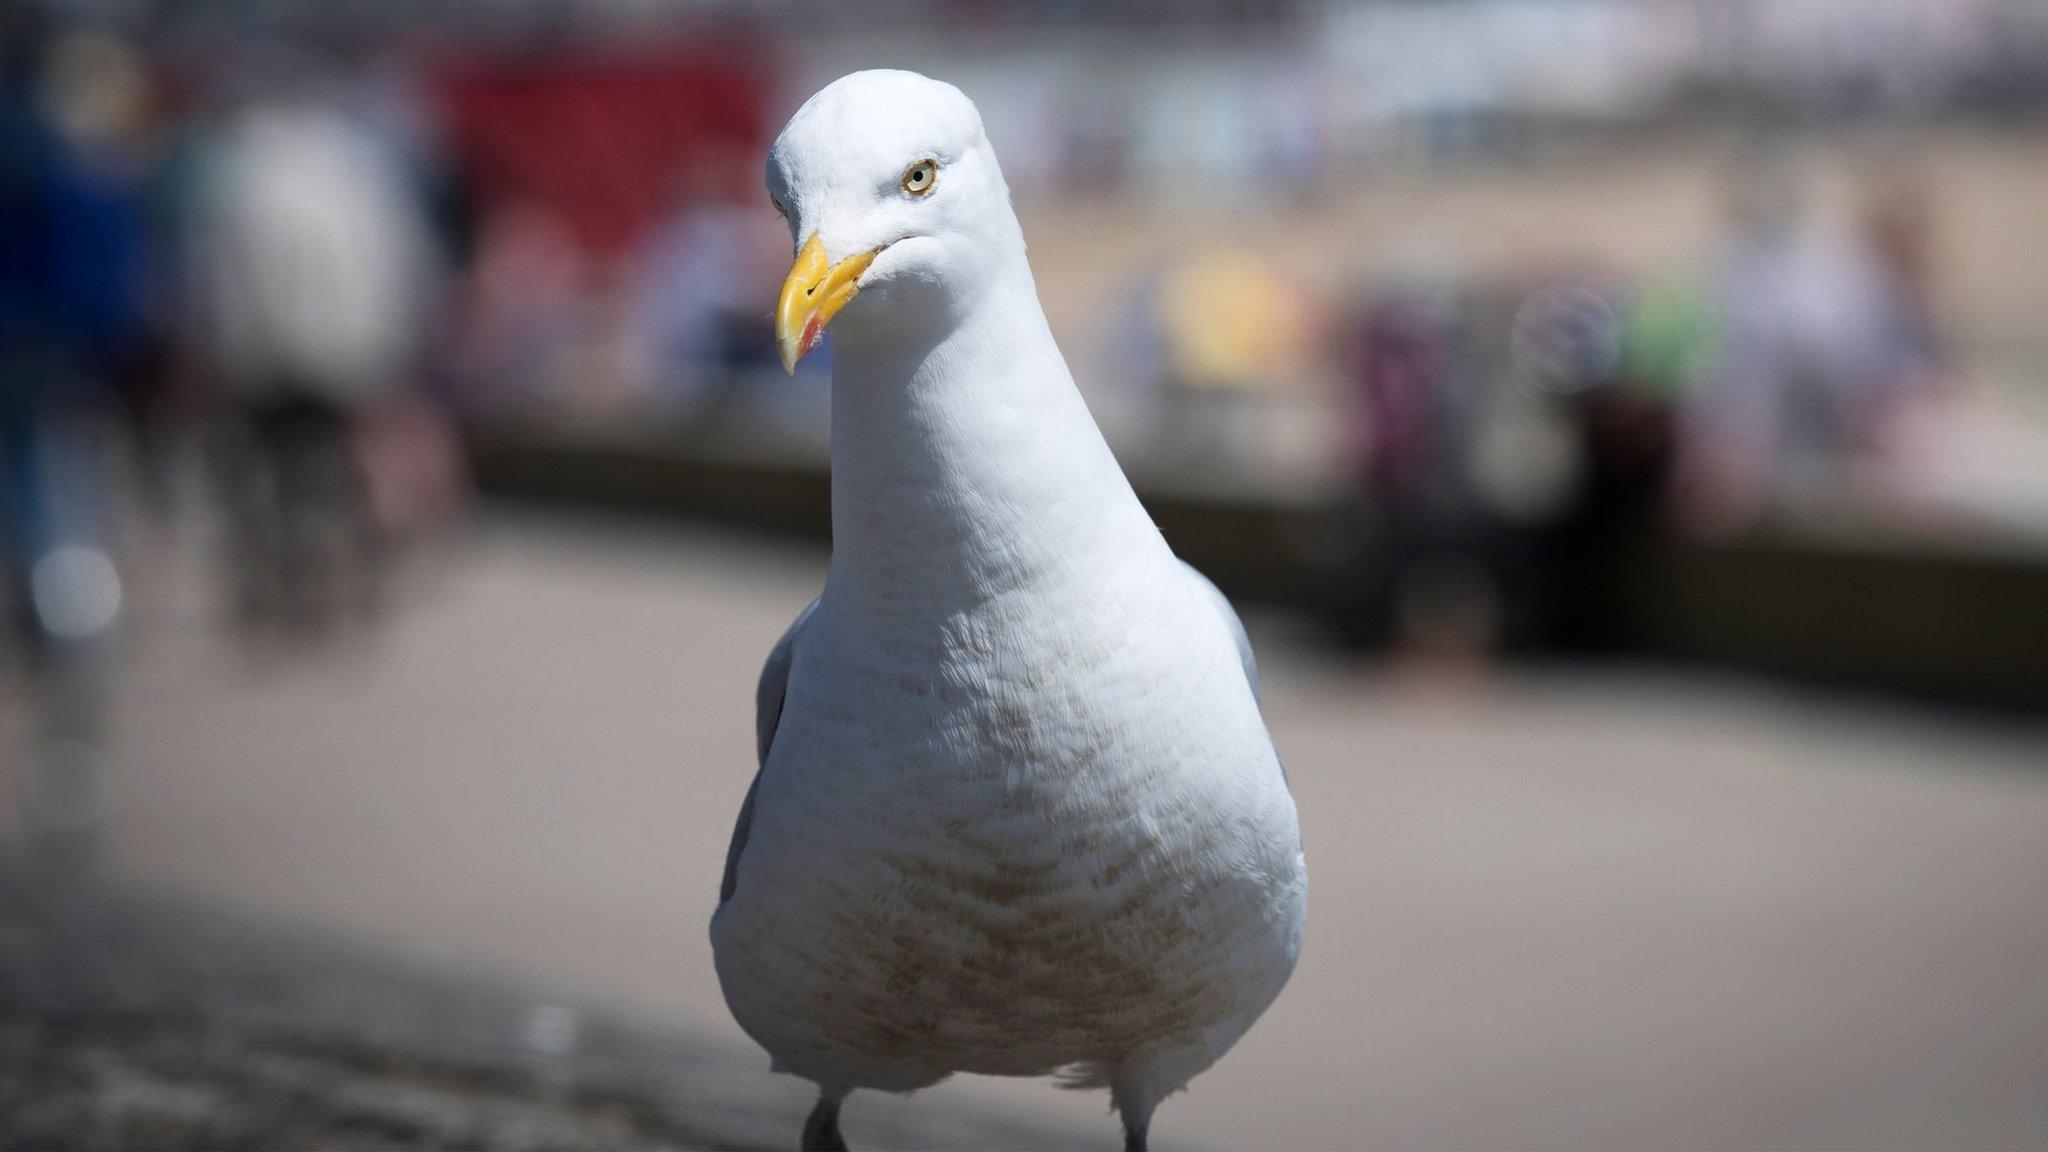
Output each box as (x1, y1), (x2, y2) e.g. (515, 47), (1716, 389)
(0, 16), (149, 929)
(0, 23), (144, 669)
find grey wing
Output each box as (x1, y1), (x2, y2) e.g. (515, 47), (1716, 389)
(1184, 562), (1292, 787)
(1184, 560), (1258, 700)
(720, 597), (819, 905)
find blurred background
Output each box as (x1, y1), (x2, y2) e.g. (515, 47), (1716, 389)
(3, 0), (2048, 1147)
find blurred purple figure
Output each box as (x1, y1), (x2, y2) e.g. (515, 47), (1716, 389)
(1349, 291), (1452, 518)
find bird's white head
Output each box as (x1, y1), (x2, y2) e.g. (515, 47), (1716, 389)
(766, 69), (1023, 372)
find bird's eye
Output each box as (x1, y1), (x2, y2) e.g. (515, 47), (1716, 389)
(770, 194), (789, 220)
(901, 159), (938, 196)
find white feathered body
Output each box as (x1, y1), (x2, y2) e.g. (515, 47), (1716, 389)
(711, 542), (1304, 1098)
(713, 69), (1304, 1115)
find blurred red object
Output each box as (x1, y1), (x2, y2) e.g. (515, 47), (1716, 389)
(430, 42), (770, 261)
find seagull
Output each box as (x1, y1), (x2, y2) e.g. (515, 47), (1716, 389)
(710, 70), (1306, 1152)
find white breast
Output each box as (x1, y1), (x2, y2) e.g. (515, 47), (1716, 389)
(710, 557), (1305, 1095)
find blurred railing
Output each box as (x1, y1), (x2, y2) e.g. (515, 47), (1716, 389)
(470, 416), (2048, 712)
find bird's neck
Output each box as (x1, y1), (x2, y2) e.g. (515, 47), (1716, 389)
(823, 262), (1163, 614)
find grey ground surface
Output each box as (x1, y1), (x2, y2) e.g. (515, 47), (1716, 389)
(4, 511), (2048, 1149)
(0, 874), (1081, 1150)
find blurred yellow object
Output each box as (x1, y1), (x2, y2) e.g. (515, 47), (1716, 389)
(1155, 248), (1312, 391)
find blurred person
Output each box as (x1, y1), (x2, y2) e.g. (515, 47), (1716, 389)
(0, 11), (148, 915)
(1333, 282), (1533, 653)
(450, 198), (591, 413)
(1530, 276), (1700, 650)
(42, 29), (168, 511)
(0, 19), (143, 672)
(1335, 270), (1636, 656)
(1676, 149), (1937, 534)
(184, 60), (438, 637)
(1334, 287), (1454, 649)
(625, 149), (789, 421)
(1344, 288), (1453, 518)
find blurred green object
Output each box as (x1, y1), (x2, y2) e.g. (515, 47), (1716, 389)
(1621, 277), (1715, 402)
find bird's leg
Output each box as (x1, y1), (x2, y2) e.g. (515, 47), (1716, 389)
(1117, 1094), (1157, 1152)
(801, 1091), (849, 1152)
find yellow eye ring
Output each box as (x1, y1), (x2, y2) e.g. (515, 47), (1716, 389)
(901, 159), (938, 196)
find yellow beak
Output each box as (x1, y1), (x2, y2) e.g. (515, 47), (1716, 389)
(776, 234), (878, 373)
